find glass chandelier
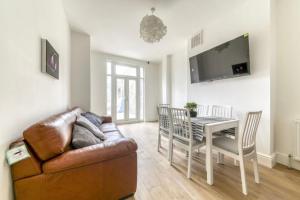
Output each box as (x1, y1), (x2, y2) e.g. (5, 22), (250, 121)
(140, 7), (167, 43)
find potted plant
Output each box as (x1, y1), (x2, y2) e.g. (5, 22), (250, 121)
(184, 102), (198, 117)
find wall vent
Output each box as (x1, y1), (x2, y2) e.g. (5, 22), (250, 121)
(190, 30), (203, 49)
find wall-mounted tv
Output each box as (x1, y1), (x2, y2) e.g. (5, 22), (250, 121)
(189, 34), (250, 83)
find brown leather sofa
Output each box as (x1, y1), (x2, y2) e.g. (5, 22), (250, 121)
(9, 107), (138, 200)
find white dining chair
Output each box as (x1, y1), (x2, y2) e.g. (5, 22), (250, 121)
(168, 108), (205, 178)
(197, 104), (209, 117)
(157, 105), (171, 158)
(211, 105), (233, 119)
(211, 105), (234, 163)
(212, 111), (262, 195)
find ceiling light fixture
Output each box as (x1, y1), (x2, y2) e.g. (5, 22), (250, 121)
(140, 7), (167, 43)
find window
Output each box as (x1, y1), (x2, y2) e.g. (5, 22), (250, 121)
(140, 78), (144, 120)
(106, 62), (112, 115)
(107, 62), (112, 75)
(129, 79), (137, 119)
(139, 67), (144, 120)
(116, 78), (125, 120)
(116, 65), (137, 76)
(140, 67), (144, 78)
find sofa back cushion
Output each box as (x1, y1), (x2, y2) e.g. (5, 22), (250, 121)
(81, 112), (103, 128)
(76, 116), (106, 140)
(72, 124), (101, 149)
(23, 107), (82, 161)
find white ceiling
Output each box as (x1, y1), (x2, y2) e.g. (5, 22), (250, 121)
(63, 0), (247, 62)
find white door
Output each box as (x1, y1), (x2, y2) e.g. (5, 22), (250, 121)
(116, 77), (138, 122)
(128, 78), (138, 120)
(107, 62), (143, 123)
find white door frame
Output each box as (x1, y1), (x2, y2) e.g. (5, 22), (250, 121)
(109, 61), (143, 124)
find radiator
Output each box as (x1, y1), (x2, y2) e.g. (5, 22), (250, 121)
(295, 120), (300, 161)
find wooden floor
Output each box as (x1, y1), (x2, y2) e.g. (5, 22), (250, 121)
(119, 122), (300, 200)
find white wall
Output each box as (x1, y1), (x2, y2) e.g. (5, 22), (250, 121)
(0, 0), (71, 199)
(274, 0), (300, 170)
(171, 47), (188, 108)
(144, 63), (161, 121)
(161, 55), (172, 105)
(168, 0), (274, 161)
(71, 31), (91, 111)
(91, 51), (160, 121)
(90, 51), (107, 115)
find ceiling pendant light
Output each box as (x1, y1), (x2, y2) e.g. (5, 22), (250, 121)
(140, 7), (167, 43)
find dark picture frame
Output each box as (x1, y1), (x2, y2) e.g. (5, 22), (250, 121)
(41, 39), (59, 79)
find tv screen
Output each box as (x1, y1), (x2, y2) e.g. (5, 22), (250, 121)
(189, 35), (250, 83)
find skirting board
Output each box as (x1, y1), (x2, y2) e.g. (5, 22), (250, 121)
(276, 152), (300, 170)
(198, 147), (275, 168)
(257, 152), (276, 168)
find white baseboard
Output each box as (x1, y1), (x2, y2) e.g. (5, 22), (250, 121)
(275, 152), (300, 170)
(257, 152), (276, 168)
(198, 147), (275, 168)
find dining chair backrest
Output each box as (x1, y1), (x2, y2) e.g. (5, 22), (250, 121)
(168, 108), (192, 143)
(240, 111), (262, 150)
(211, 105), (232, 119)
(158, 104), (170, 107)
(197, 105), (209, 117)
(157, 105), (170, 132)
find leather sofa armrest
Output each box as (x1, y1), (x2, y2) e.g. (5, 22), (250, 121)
(43, 138), (137, 173)
(9, 139), (42, 181)
(101, 116), (112, 123)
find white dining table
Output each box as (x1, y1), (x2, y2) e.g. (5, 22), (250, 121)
(191, 117), (239, 185)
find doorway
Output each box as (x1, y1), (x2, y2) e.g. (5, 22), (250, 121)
(107, 62), (144, 123)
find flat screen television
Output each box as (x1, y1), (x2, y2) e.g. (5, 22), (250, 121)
(189, 34), (250, 83)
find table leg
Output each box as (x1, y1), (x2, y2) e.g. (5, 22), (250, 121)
(206, 129), (213, 185)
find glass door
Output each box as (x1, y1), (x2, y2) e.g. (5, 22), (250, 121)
(107, 62), (144, 123)
(116, 78), (126, 121)
(128, 79), (137, 120)
(116, 77), (138, 122)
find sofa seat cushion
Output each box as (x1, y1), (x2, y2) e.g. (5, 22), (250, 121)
(100, 123), (119, 133)
(213, 136), (255, 155)
(103, 131), (125, 143)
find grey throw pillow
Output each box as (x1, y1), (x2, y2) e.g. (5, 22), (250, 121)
(81, 112), (103, 129)
(72, 124), (101, 149)
(75, 116), (106, 140)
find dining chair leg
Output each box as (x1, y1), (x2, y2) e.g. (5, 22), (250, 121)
(217, 152), (220, 164)
(253, 157), (260, 184)
(169, 141), (174, 165)
(216, 152), (224, 164)
(167, 136), (172, 161)
(187, 147), (193, 179)
(239, 156), (248, 195)
(157, 133), (161, 152)
(220, 153), (224, 164)
(234, 159), (239, 166)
